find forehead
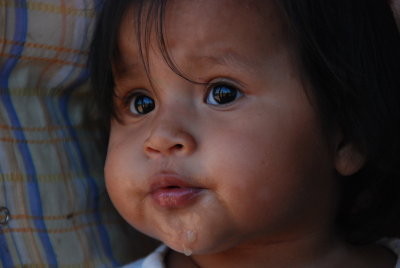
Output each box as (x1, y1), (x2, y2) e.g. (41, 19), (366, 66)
(115, 0), (290, 77)
(163, 0), (282, 34)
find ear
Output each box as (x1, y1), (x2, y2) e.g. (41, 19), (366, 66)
(334, 141), (366, 176)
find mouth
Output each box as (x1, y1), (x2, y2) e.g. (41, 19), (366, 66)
(149, 173), (204, 209)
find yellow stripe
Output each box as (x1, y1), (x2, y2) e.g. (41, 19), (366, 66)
(3, 209), (114, 221)
(0, 221), (120, 234)
(0, 172), (103, 183)
(0, 38), (88, 55)
(0, 52), (86, 68)
(0, 137), (73, 144)
(0, 124), (96, 132)
(0, 88), (92, 97)
(0, 0), (95, 17)
(8, 261), (109, 268)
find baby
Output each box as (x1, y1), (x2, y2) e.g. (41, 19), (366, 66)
(90, 0), (400, 267)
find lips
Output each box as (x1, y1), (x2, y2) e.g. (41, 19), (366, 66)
(149, 173), (203, 209)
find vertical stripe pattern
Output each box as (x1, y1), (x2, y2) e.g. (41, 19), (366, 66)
(0, 0), (158, 267)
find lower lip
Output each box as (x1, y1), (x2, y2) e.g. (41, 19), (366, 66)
(151, 188), (203, 209)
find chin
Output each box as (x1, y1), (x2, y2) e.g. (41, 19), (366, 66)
(162, 229), (241, 257)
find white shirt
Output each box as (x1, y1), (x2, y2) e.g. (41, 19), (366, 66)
(123, 239), (400, 268)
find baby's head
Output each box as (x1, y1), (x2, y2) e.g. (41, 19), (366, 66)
(90, 0), (400, 257)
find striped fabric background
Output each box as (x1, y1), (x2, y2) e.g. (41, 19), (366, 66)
(0, 0), (156, 267)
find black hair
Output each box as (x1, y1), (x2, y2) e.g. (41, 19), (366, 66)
(89, 0), (400, 244)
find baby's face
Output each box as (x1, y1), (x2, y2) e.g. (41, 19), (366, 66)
(107, 0), (338, 255)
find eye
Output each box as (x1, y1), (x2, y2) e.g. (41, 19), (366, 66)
(129, 94), (155, 115)
(206, 84), (242, 105)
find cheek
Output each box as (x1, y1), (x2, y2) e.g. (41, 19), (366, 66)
(104, 155), (136, 218)
(104, 132), (147, 225)
(200, 108), (334, 223)
(105, 124), (147, 181)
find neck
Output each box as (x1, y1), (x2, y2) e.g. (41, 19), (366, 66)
(196, 232), (341, 268)
(167, 231), (396, 268)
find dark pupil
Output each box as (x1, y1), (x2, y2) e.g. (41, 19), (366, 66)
(213, 86), (236, 104)
(135, 96), (155, 114)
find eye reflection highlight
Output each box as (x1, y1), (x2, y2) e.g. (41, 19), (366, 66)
(207, 85), (241, 105)
(130, 95), (155, 115)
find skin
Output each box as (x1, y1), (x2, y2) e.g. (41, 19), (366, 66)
(106, 0), (396, 267)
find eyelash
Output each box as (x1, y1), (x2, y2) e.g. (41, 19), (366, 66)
(121, 80), (244, 116)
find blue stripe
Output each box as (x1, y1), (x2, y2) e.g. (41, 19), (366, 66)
(0, 5), (19, 267)
(93, 0), (103, 12)
(40, 0), (104, 261)
(0, 234), (13, 268)
(60, 69), (119, 267)
(51, 0), (117, 262)
(0, 5), (22, 268)
(0, 2), (58, 266)
(0, 179), (14, 268)
(57, 0), (119, 264)
(0, 164), (24, 266)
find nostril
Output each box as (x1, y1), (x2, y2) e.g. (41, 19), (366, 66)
(174, 144), (184, 150)
(145, 143), (184, 156)
(144, 131), (196, 157)
(146, 147), (160, 154)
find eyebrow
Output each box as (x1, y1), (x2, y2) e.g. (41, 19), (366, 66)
(114, 49), (256, 81)
(113, 61), (145, 79)
(190, 50), (255, 71)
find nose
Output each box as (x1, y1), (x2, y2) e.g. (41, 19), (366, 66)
(144, 117), (197, 158)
